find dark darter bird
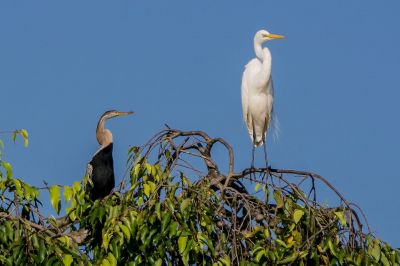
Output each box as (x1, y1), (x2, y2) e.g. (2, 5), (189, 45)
(87, 110), (133, 200)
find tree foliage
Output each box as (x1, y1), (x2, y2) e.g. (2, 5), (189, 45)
(0, 128), (399, 265)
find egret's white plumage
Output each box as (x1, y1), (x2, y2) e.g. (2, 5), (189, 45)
(241, 29), (284, 149)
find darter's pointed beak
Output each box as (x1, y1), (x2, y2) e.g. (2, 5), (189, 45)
(117, 111), (134, 116)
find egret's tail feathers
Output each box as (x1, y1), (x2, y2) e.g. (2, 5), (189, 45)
(253, 139), (264, 148)
(271, 114), (280, 141)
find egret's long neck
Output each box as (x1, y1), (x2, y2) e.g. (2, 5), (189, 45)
(254, 41), (264, 61)
(254, 40), (272, 85)
(96, 117), (113, 147)
(254, 40), (272, 68)
(261, 47), (272, 77)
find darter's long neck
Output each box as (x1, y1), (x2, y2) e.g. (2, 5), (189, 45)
(96, 117), (113, 147)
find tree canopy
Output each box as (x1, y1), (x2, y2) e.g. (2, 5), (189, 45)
(0, 128), (399, 265)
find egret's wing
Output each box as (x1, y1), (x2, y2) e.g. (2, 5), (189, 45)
(242, 59), (263, 142)
(241, 60), (254, 137)
(241, 67), (249, 129)
(270, 76), (274, 98)
(269, 77), (280, 140)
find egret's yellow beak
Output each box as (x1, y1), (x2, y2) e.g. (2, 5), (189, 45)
(264, 33), (285, 39)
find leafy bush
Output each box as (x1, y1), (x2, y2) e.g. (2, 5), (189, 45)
(0, 129), (399, 265)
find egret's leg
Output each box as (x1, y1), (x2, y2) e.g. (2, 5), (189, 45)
(260, 117), (270, 169)
(261, 142), (271, 184)
(251, 145), (255, 169)
(263, 143), (269, 168)
(251, 120), (257, 169)
(250, 145), (257, 181)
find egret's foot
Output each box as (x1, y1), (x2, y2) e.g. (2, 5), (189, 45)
(249, 162), (257, 180)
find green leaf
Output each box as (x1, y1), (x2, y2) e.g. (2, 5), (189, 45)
(72, 181), (81, 192)
(66, 207), (76, 221)
(140, 227), (149, 244)
(154, 258), (163, 266)
(166, 198), (175, 212)
(273, 190), (284, 208)
(133, 163), (141, 177)
(155, 203), (161, 220)
(219, 255), (231, 266)
(144, 228), (157, 246)
(328, 238), (339, 258)
(244, 226), (263, 238)
(255, 183), (260, 191)
(107, 253), (117, 266)
(63, 186), (73, 202)
(143, 183), (151, 197)
(334, 211), (346, 226)
(169, 221), (179, 237)
(120, 224), (131, 241)
(5, 221), (13, 241)
(137, 196), (143, 205)
(180, 199), (191, 212)
(121, 217), (132, 232)
(2, 162), (13, 178)
(31, 234), (39, 249)
(161, 213), (171, 232)
(102, 258), (111, 266)
(293, 209), (304, 224)
(49, 186), (61, 214)
(148, 180), (156, 192)
(20, 129), (29, 147)
(57, 236), (71, 247)
(39, 239), (46, 263)
(255, 249), (266, 262)
(182, 253), (189, 266)
(380, 252), (390, 266)
(275, 239), (288, 248)
(178, 235), (188, 254)
(277, 251), (298, 264)
(23, 184), (32, 201)
(44, 256), (58, 266)
(11, 132), (17, 142)
(62, 254), (73, 266)
(264, 229), (270, 238)
(14, 179), (23, 197)
(369, 241), (381, 262)
(146, 163), (152, 173)
(102, 233), (111, 250)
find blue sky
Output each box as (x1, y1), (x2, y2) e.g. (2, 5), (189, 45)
(1, 1), (399, 246)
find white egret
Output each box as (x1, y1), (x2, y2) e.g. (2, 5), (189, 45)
(241, 29), (284, 167)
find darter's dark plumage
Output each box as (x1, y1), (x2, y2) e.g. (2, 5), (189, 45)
(87, 110), (133, 200)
